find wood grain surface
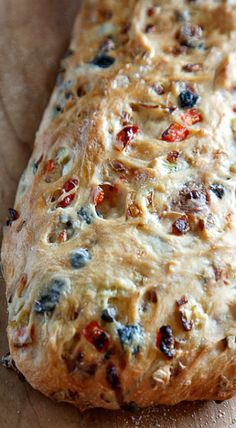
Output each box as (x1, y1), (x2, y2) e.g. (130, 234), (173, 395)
(0, 1), (235, 427)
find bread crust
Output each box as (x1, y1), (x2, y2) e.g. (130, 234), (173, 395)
(1, 0), (236, 410)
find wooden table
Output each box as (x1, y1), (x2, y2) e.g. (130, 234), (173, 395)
(0, 1), (235, 426)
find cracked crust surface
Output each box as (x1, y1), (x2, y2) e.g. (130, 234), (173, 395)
(1, 0), (236, 410)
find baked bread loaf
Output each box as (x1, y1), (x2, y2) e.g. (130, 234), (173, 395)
(1, 0), (236, 410)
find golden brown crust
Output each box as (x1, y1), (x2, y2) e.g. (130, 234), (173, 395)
(1, 0), (236, 410)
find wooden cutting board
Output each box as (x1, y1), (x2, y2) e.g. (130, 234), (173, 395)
(0, 1), (235, 427)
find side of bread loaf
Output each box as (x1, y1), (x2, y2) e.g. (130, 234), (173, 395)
(1, 0), (236, 410)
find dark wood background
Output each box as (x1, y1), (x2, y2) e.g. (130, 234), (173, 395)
(0, 1), (235, 426)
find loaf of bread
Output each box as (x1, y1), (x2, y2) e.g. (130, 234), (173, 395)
(1, 0), (236, 410)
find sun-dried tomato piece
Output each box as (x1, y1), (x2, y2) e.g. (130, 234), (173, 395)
(145, 289), (158, 304)
(172, 215), (190, 235)
(167, 150), (180, 163)
(156, 325), (175, 359)
(63, 178), (78, 193)
(44, 159), (56, 174)
(181, 108), (203, 125)
(162, 123), (189, 142)
(58, 193), (76, 208)
(91, 186), (105, 206)
(51, 189), (63, 203)
(53, 179), (78, 208)
(83, 321), (111, 352)
(116, 125), (139, 150)
(198, 218), (205, 231)
(233, 105), (236, 113)
(94, 183), (122, 219)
